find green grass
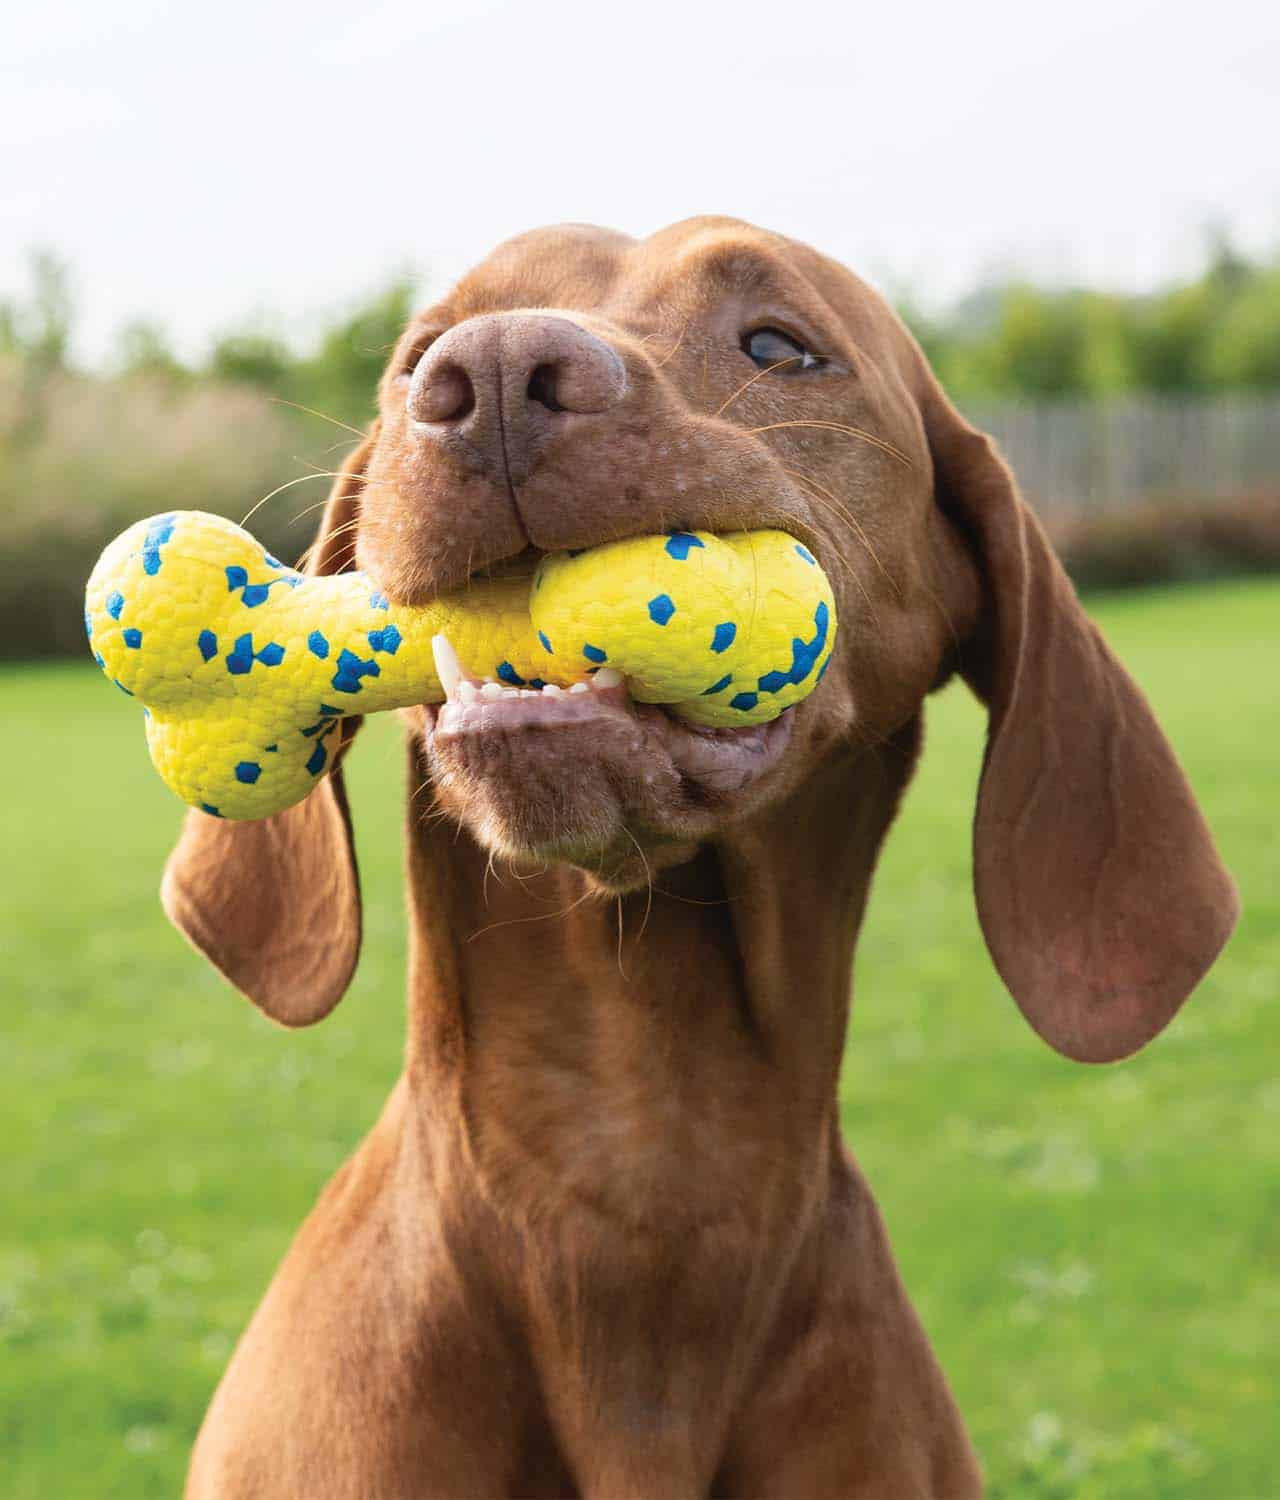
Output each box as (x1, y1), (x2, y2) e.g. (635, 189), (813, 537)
(2, 578), (1276, 1498)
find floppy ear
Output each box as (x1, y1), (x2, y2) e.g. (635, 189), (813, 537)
(160, 426), (377, 1026)
(923, 385), (1238, 1062)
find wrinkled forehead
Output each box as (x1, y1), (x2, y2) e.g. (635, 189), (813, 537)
(437, 217), (892, 343)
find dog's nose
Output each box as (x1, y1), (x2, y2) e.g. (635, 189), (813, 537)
(406, 313), (627, 487)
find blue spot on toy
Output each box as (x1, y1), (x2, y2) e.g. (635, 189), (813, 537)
(331, 648), (381, 694)
(664, 531), (705, 560)
(648, 594), (676, 626)
(368, 624), (402, 655)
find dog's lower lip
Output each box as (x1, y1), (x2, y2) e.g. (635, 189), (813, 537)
(423, 678), (794, 796)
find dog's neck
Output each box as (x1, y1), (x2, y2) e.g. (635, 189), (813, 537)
(398, 724), (919, 1224)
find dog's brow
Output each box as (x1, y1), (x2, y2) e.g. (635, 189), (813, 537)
(674, 242), (792, 297)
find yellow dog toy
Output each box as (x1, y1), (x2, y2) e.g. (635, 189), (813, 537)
(85, 512), (836, 819)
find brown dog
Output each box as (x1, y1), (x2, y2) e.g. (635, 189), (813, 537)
(166, 218), (1237, 1498)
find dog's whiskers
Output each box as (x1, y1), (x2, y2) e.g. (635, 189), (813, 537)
(713, 357), (802, 418)
(747, 419), (912, 469)
(483, 846), (508, 906)
(466, 885), (595, 942)
(620, 826), (655, 947)
(648, 320), (691, 371)
(294, 511), (367, 572)
(238, 469), (352, 531)
(614, 894), (628, 980)
(267, 397), (368, 439)
(784, 466), (900, 601)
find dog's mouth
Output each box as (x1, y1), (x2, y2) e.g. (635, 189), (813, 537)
(419, 633), (795, 870)
(426, 670), (794, 792)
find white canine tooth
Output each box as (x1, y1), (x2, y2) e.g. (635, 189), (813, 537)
(518, 689), (539, 698)
(569, 682), (590, 695)
(481, 682), (504, 700)
(542, 683), (564, 696)
(431, 633), (464, 701)
(500, 686), (520, 699)
(458, 681), (478, 704)
(592, 667), (624, 689)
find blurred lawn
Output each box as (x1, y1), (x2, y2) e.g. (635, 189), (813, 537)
(1, 579), (1276, 1499)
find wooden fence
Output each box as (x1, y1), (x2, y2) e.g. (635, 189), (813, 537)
(967, 396), (1280, 512)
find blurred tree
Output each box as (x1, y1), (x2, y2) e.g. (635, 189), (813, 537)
(199, 276), (417, 432)
(1128, 281), (1221, 393)
(1201, 265), (1280, 390)
(0, 250), (73, 376)
(300, 275), (416, 427)
(968, 286), (1133, 397)
(208, 331), (293, 394)
(0, 251), (75, 446)
(115, 320), (190, 385)
(24, 250), (74, 375)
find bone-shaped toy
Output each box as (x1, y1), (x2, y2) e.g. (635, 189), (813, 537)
(85, 511), (837, 819)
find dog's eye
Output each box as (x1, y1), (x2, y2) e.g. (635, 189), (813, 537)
(741, 327), (825, 373)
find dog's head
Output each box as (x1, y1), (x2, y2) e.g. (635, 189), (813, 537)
(347, 219), (958, 879)
(163, 217), (1237, 1062)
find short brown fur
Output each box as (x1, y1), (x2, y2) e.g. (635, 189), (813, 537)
(166, 219), (1237, 1498)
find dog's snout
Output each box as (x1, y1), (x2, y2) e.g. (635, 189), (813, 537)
(406, 313), (627, 487)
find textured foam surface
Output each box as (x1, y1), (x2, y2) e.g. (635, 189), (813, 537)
(86, 512), (837, 818)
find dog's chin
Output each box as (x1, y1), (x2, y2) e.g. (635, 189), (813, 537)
(417, 678), (795, 890)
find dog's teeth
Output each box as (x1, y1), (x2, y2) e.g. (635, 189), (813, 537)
(458, 681), (478, 704)
(542, 683), (564, 696)
(431, 634), (464, 701)
(592, 667), (624, 689)
(481, 681), (504, 700)
(518, 689), (539, 698)
(568, 682), (590, 695)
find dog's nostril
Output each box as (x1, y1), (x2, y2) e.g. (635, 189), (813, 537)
(409, 362), (475, 424)
(526, 363), (567, 414)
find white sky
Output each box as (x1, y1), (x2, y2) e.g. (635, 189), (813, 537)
(4, 0), (1278, 362)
